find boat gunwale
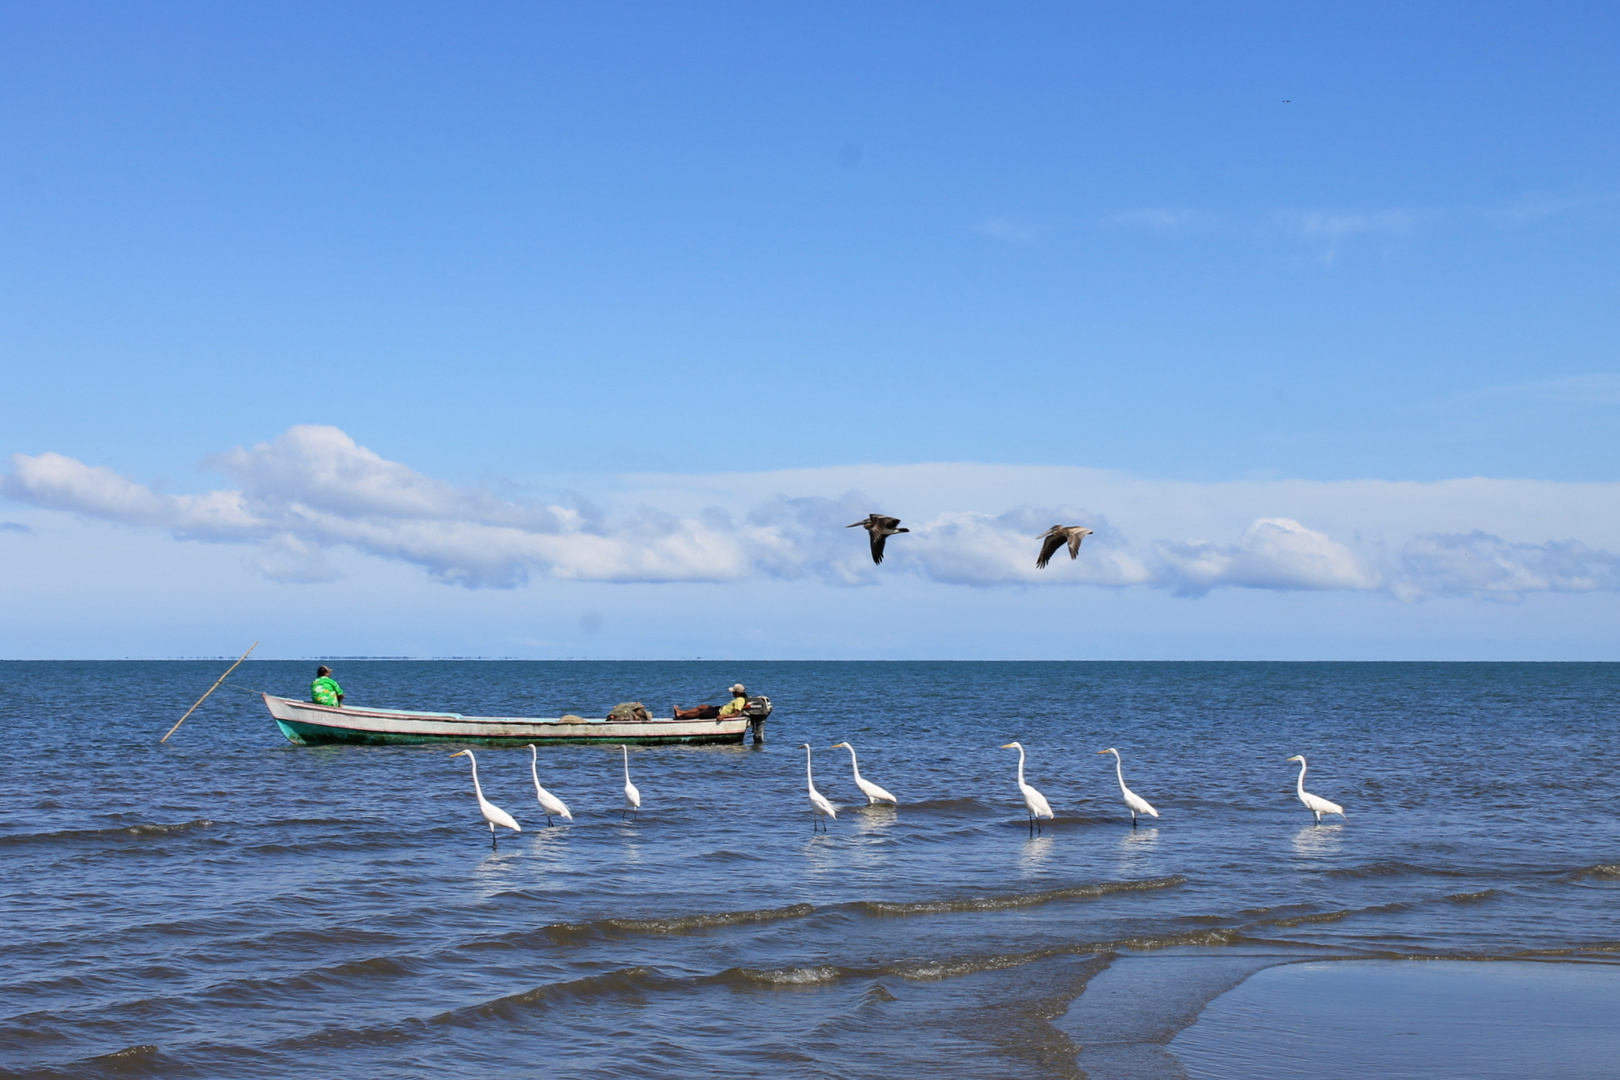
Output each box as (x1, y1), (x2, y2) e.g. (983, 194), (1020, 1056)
(262, 694), (752, 745)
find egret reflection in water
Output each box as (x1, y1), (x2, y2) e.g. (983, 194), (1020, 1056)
(1293, 823), (1346, 857)
(1019, 834), (1055, 870)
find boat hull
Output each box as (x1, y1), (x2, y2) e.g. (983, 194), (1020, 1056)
(263, 694), (749, 747)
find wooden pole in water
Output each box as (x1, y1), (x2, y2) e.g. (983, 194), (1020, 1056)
(160, 641), (259, 744)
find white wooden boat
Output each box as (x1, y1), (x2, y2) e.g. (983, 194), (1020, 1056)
(263, 694), (750, 746)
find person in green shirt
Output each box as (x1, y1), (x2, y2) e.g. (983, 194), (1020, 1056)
(311, 666), (344, 707)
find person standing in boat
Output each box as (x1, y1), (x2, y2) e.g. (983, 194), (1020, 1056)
(310, 666), (344, 707)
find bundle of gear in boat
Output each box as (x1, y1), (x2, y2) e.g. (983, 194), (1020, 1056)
(564, 687), (773, 743)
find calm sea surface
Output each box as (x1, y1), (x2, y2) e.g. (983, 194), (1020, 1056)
(1, 661), (1617, 1079)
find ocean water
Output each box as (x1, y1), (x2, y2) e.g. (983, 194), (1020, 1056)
(1, 660), (1617, 1079)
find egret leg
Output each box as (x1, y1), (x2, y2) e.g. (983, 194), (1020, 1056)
(490, 824), (497, 850)
(1130, 811), (1137, 827)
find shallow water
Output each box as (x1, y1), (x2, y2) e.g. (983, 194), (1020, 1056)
(1, 661), (1617, 1078)
(1173, 960), (1620, 1079)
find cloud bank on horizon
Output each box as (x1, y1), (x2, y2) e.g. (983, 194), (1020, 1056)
(4, 425), (1617, 603)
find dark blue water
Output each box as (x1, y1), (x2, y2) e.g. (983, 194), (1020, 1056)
(1, 661), (1617, 1079)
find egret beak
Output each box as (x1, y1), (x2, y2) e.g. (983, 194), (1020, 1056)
(1096, 750), (1108, 754)
(1000, 743), (1016, 749)
(450, 750), (468, 758)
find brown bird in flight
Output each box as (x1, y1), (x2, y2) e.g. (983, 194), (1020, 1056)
(1036, 525), (1094, 569)
(848, 514), (909, 564)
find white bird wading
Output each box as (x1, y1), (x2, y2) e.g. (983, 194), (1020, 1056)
(1001, 741), (1055, 835)
(621, 745), (642, 821)
(800, 744), (838, 831)
(1287, 754), (1347, 824)
(526, 744), (573, 826)
(1098, 747), (1159, 826)
(830, 741), (898, 806)
(450, 749), (521, 848)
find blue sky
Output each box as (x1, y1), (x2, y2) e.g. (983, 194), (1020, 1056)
(2, 2), (1617, 659)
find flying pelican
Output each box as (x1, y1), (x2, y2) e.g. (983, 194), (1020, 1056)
(847, 514), (909, 564)
(1036, 525), (1094, 569)
(525, 744), (573, 826)
(620, 745), (641, 821)
(449, 749), (521, 848)
(830, 741), (898, 806)
(800, 743), (838, 830)
(1001, 741), (1055, 835)
(1097, 748), (1159, 826)
(1287, 754), (1347, 824)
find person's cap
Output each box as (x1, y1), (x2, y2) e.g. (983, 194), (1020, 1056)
(730, 683), (746, 694)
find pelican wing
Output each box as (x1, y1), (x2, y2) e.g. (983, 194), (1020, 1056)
(1036, 530), (1066, 569)
(869, 531), (889, 564)
(1066, 529), (1087, 559)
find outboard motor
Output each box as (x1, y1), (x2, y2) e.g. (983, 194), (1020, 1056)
(743, 695), (772, 745)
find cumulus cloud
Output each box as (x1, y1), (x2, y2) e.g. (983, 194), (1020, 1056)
(4, 426), (1618, 602)
(1392, 532), (1620, 602)
(1154, 518), (1382, 598)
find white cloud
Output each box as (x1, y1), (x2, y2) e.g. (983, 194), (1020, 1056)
(973, 217), (1041, 244)
(1493, 191), (1620, 224)
(5, 426), (1619, 603)
(1272, 207), (1421, 243)
(1103, 206), (1209, 233)
(1392, 532), (1620, 602)
(1155, 517), (1382, 597)
(1456, 373), (1620, 408)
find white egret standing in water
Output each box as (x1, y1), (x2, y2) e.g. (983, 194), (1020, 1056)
(1001, 742), (1055, 835)
(620, 745), (641, 821)
(800, 743), (838, 831)
(525, 744), (573, 826)
(449, 749), (521, 848)
(1097, 748), (1159, 826)
(830, 741), (898, 806)
(1287, 754), (1347, 824)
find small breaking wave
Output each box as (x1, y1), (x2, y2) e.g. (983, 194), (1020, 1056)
(851, 876), (1186, 917)
(722, 964), (848, 987)
(1565, 864), (1620, 883)
(1446, 889), (1500, 904)
(0, 819), (215, 847)
(469, 902), (818, 951)
(1324, 860), (1472, 880)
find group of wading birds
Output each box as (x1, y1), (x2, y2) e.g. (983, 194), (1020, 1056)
(448, 742), (1349, 848)
(444, 517), (1350, 847)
